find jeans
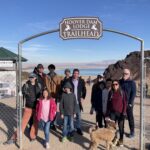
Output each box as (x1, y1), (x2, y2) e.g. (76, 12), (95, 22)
(63, 115), (74, 137)
(75, 104), (81, 129)
(110, 112), (125, 140)
(41, 120), (51, 143)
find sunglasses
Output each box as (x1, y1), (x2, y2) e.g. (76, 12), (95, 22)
(123, 73), (129, 75)
(113, 83), (119, 86)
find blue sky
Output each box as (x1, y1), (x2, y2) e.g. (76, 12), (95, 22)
(0, 0), (150, 64)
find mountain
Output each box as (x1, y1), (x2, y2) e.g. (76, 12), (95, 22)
(23, 60), (116, 70)
(103, 50), (150, 81)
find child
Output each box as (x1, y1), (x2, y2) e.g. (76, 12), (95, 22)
(36, 89), (56, 149)
(60, 82), (77, 142)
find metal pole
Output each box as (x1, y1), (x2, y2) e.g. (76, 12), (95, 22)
(18, 43), (22, 149)
(17, 29), (59, 149)
(17, 27), (144, 149)
(140, 40), (144, 150)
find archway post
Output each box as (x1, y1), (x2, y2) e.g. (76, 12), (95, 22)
(18, 28), (144, 150)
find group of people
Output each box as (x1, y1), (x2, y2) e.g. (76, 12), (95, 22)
(90, 69), (136, 147)
(8, 64), (86, 149)
(7, 64), (136, 149)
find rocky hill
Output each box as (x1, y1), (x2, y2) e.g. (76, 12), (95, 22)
(103, 50), (150, 81)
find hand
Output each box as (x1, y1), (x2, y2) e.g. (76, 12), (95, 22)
(128, 104), (133, 107)
(80, 98), (84, 103)
(74, 114), (76, 118)
(121, 114), (126, 119)
(61, 114), (64, 119)
(90, 107), (94, 115)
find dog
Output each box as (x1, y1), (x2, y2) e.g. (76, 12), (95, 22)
(89, 118), (117, 150)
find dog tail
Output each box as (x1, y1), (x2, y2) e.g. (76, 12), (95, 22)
(89, 126), (96, 134)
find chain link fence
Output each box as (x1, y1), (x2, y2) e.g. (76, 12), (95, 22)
(0, 70), (20, 146)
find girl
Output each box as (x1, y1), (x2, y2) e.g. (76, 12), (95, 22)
(107, 80), (127, 147)
(36, 89), (56, 149)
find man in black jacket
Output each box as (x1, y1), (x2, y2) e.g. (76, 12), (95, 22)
(70, 69), (86, 135)
(120, 68), (136, 138)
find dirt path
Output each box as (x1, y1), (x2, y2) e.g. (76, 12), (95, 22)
(0, 84), (150, 150)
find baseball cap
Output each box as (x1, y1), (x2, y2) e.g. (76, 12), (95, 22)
(29, 73), (37, 78)
(37, 64), (44, 69)
(64, 68), (70, 73)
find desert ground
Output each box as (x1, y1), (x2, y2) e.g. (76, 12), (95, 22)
(0, 76), (150, 150)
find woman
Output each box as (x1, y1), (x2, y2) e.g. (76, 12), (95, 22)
(107, 79), (127, 147)
(7, 73), (41, 144)
(36, 89), (56, 149)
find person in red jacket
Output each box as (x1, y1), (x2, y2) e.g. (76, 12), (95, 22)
(107, 79), (127, 147)
(36, 88), (56, 149)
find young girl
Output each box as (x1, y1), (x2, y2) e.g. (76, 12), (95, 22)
(36, 89), (56, 149)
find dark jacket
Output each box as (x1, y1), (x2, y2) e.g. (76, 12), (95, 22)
(36, 73), (47, 91)
(60, 77), (71, 96)
(60, 92), (78, 115)
(70, 77), (86, 111)
(22, 81), (41, 109)
(120, 79), (136, 105)
(91, 83), (103, 112)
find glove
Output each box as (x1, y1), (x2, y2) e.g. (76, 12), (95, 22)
(121, 113), (126, 120)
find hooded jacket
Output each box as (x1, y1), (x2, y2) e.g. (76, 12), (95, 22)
(36, 98), (57, 121)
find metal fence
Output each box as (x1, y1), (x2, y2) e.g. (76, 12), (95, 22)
(0, 70), (21, 148)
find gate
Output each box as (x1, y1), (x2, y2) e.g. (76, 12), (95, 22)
(16, 17), (145, 149)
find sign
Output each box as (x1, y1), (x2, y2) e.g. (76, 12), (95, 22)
(60, 17), (103, 40)
(0, 71), (16, 99)
(0, 61), (13, 68)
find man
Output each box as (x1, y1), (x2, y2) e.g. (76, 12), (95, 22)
(70, 69), (86, 135)
(90, 75), (106, 128)
(46, 64), (62, 101)
(120, 68), (136, 138)
(45, 64), (62, 130)
(35, 64), (46, 91)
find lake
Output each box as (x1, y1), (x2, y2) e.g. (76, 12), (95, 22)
(55, 68), (105, 76)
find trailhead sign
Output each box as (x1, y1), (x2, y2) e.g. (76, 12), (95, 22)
(60, 17), (102, 40)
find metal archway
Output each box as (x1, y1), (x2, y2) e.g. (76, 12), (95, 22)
(17, 27), (144, 150)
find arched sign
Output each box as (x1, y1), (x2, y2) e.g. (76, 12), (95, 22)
(60, 17), (102, 39)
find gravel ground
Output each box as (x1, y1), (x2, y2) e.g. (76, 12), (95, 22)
(0, 84), (150, 150)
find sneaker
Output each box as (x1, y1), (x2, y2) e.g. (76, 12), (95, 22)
(76, 128), (83, 135)
(117, 139), (124, 147)
(45, 142), (50, 149)
(4, 139), (16, 145)
(67, 136), (73, 142)
(128, 132), (135, 138)
(50, 125), (57, 131)
(61, 137), (67, 143)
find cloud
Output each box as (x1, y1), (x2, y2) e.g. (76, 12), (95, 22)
(26, 20), (59, 32)
(0, 40), (17, 45)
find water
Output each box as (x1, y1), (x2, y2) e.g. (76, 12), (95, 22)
(55, 68), (105, 76)
(24, 68), (105, 76)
